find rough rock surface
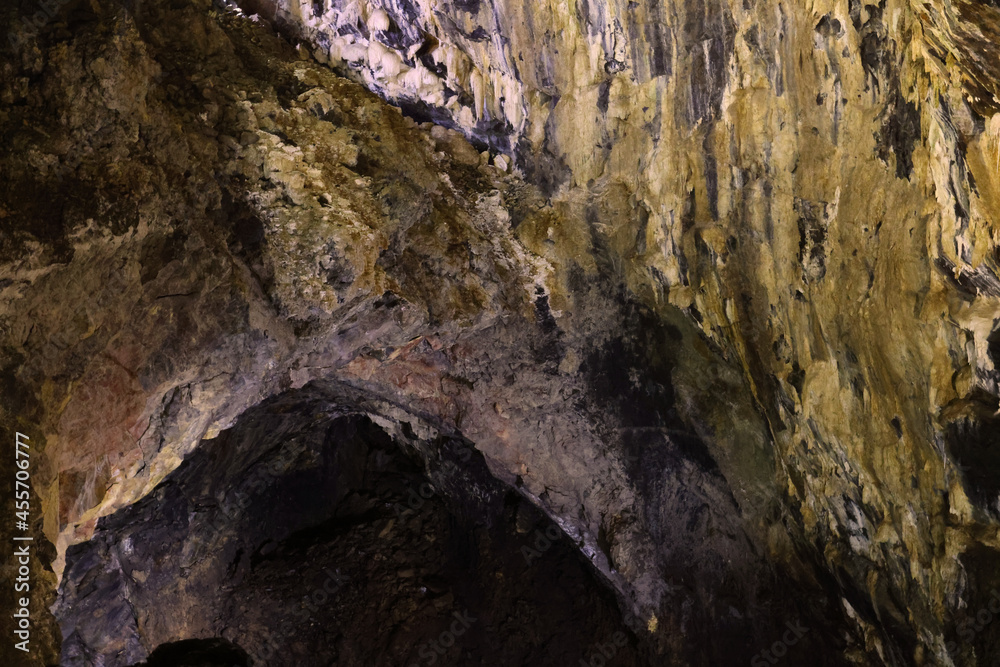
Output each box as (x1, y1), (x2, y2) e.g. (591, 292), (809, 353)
(247, 0), (1000, 664)
(0, 0), (999, 664)
(54, 391), (653, 666)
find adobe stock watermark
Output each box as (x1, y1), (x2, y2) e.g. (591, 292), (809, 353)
(7, 0), (72, 49)
(391, 478), (443, 523)
(199, 433), (317, 535)
(946, 588), (1000, 655)
(750, 619), (809, 666)
(248, 566), (350, 663)
(387, 450), (472, 529)
(579, 630), (628, 666)
(520, 521), (564, 565)
(194, 444), (352, 662)
(199, 464), (280, 537)
(406, 608), (477, 666)
(11, 432), (33, 654)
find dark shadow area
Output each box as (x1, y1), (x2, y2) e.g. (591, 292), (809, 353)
(56, 387), (653, 666)
(944, 392), (1000, 516)
(130, 638), (251, 667)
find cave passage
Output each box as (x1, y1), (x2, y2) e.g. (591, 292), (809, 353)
(56, 386), (651, 666)
(131, 638), (251, 667)
(10, 0), (1000, 663)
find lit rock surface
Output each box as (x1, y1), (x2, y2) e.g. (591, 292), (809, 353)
(0, 0), (999, 664)
(253, 0), (1000, 664)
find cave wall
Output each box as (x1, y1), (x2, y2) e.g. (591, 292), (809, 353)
(0, 1), (822, 664)
(245, 0), (1000, 663)
(54, 389), (655, 666)
(1, 0), (1000, 664)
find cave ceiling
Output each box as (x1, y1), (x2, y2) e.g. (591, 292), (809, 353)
(2, 0), (1000, 665)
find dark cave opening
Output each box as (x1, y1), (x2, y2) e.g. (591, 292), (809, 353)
(131, 637), (251, 667)
(56, 385), (651, 666)
(2, 0), (1000, 662)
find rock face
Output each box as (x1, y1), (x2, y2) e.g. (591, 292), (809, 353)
(1, 0), (1000, 664)
(54, 391), (651, 666)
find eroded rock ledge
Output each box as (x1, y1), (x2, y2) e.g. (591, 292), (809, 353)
(1, 0), (999, 665)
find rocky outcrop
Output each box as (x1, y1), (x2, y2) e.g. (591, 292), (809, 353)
(54, 393), (651, 666)
(0, 1), (830, 664)
(247, 0), (1000, 664)
(1, 0), (999, 664)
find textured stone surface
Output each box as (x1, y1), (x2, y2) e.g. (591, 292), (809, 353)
(54, 391), (650, 666)
(0, 1), (831, 664)
(1, 0), (1000, 664)
(252, 0), (1000, 664)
